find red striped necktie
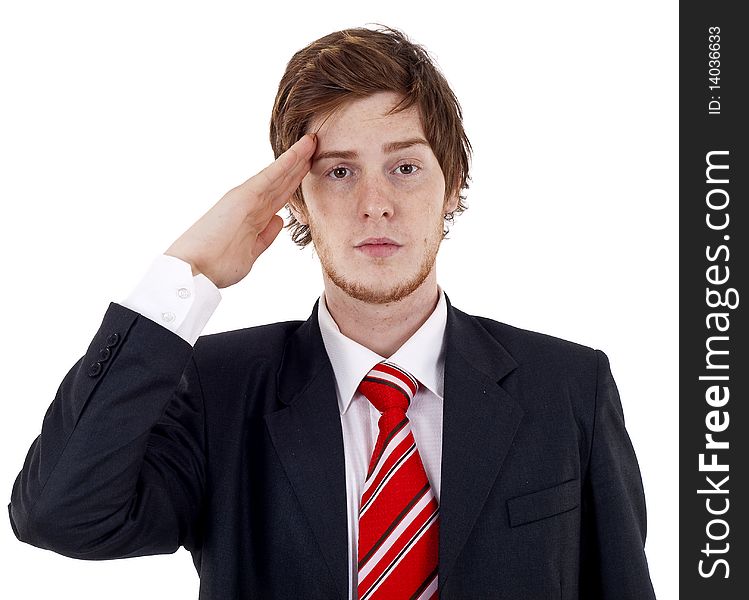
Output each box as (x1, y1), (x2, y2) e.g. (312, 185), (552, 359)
(356, 361), (439, 600)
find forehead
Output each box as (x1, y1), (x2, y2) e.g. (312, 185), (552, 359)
(308, 91), (426, 147)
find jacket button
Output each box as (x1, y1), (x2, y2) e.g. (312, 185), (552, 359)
(106, 333), (120, 347)
(98, 347), (111, 362)
(88, 362), (102, 377)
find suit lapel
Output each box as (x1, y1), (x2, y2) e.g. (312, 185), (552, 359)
(262, 298), (523, 598)
(265, 303), (348, 600)
(438, 299), (524, 591)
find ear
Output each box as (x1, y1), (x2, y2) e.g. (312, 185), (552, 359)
(288, 193), (309, 225)
(443, 188), (460, 215)
(443, 173), (462, 215)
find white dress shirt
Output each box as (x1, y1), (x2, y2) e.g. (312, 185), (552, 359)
(121, 255), (446, 600)
(317, 292), (446, 599)
(121, 254), (222, 346)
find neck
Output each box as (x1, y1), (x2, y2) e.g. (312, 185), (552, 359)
(323, 272), (440, 358)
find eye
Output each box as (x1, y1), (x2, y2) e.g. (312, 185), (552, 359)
(394, 163), (419, 175)
(327, 166), (351, 179)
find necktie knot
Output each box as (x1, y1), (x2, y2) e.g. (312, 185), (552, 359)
(357, 361), (419, 415)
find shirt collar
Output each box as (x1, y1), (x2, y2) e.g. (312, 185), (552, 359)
(317, 289), (448, 415)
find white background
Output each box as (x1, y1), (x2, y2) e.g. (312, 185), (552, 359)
(0, 1), (678, 598)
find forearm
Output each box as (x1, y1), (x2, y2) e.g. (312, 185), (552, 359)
(9, 303), (201, 559)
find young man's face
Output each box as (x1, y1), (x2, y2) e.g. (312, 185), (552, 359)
(296, 91), (458, 305)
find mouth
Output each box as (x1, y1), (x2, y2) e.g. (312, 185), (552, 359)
(355, 237), (402, 258)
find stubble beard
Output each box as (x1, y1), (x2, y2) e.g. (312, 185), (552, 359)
(310, 220), (444, 306)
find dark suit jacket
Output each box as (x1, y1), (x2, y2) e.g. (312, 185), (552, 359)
(9, 298), (655, 599)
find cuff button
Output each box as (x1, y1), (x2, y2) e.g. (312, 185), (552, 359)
(88, 362), (103, 377)
(105, 333), (120, 347)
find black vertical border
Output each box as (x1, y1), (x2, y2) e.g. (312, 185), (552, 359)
(680, 5), (747, 599)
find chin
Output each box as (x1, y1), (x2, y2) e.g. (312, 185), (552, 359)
(326, 266), (434, 305)
(313, 231), (441, 305)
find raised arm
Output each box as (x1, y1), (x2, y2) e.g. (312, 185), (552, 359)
(8, 134), (316, 558)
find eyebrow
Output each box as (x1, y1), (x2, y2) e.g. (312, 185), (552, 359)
(313, 137), (430, 162)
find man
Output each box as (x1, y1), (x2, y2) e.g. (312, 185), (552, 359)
(9, 26), (656, 599)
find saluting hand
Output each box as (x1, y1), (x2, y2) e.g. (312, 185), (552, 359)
(165, 133), (316, 288)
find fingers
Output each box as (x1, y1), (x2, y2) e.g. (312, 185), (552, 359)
(268, 150), (313, 203)
(247, 133), (316, 197)
(221, 134), (315, 236)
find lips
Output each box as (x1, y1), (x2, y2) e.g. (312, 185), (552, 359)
(355, 237), (402, 258)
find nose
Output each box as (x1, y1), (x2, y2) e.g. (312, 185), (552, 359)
(357, 173), (394, 221)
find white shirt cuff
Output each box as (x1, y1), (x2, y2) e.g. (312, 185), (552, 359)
(121, 255), (221, 346)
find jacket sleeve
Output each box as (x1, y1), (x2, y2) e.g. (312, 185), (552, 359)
(579, 350), (657, 599)
(8, 302), (206, 559)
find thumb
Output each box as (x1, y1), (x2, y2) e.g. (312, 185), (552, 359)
(255, 214), (285, 256)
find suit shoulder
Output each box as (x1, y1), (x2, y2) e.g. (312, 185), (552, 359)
(192, 319), (305, 367)
(467, 311), (602, 376)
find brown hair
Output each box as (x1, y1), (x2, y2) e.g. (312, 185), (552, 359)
(270, 25), (471, 247)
